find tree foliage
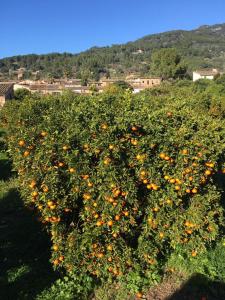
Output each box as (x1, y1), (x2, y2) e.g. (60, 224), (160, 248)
(1, 80), (225, 297)
(151, 48), (187, 79)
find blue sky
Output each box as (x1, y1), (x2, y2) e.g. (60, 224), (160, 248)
(1, 0), (225, 58)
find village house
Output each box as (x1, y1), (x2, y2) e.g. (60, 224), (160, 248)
(128, 77), (162, 93)
(0, 83), (14, 107)
(193, 68), (219, 81)
(12, 75), (163, 96)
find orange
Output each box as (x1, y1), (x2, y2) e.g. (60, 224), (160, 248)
(159, 153), (166, 159)
(101, 123), (108, 130)
(205, 170), (211, 176)
(107, 220), (113, 226)
(175, 185), (180, 191)
(40, 131), (47, 137)
(136, 292), (143, 299)
(53, 245), (59, 251)
(18, 140), (25, 147)
(32, 191), (38, 197)
(107, 245), (113, 251)
(23, 151), (30, 157)
(53, 259), (59, 265)
(69, 168), (75, 173)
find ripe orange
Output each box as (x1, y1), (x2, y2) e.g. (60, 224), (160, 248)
(101, 123), (108, 129)
(131, 126), (138, 131)
(159, 153), (166, 159)
(104, 158), (111, 165)
(152, 184), (159, 191)
(40, 131), (47, 137)
(205, 170), (211, 176)
(53, 259), (59, 265)
(159, 232), (164, 238)
(29, 180), (36, 188)
(18, 140), (25, 147)
(53, 245), (59, 251)
(136, 292), (143, 298)
(107, 220), (113, 226)
(107, 245), (113, 251)
(63, 145), (69, 151)
(69, 167), (75, 173)
(140, 170), (146, 176)
(96, 220), (102, 226)
(32, 191), (38, 197)
(192, 188), (198, 194)
(175, 185), (181, 191)
(42, 185), (49, 193)
(182, 149), (188, 155)
(131, 139), (138, 145)
(115, 215), (120, 221)
(23, 151), (30, 157)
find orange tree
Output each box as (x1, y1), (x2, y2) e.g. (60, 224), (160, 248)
(1, 85), (225, 296)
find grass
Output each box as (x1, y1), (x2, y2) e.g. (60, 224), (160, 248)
(0, 141), (59, 300)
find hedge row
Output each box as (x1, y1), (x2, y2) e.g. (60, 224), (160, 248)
(1, 86), (225, 296)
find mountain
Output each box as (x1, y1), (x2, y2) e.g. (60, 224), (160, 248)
(1, 23), (225, 80)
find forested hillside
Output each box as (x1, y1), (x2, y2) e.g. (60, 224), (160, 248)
(1, 23), (225, 80)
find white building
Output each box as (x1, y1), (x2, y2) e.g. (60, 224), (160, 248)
(193, 69), (219, 81)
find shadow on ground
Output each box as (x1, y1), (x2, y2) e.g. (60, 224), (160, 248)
(166, 274), (225, 300)
(0, 155), (12, 180)
(0, 188), (59, 300)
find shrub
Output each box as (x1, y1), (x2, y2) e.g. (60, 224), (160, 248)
(1, 86), (225, 296)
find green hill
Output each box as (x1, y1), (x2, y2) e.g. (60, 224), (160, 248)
(1, 23), (225, 80)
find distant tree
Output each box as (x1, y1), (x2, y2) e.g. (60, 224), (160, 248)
(151, 48), (187, 79)
(14, 88), (31, 101)
(215, 73), (225, 84)
(113, 81), (133, 91)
